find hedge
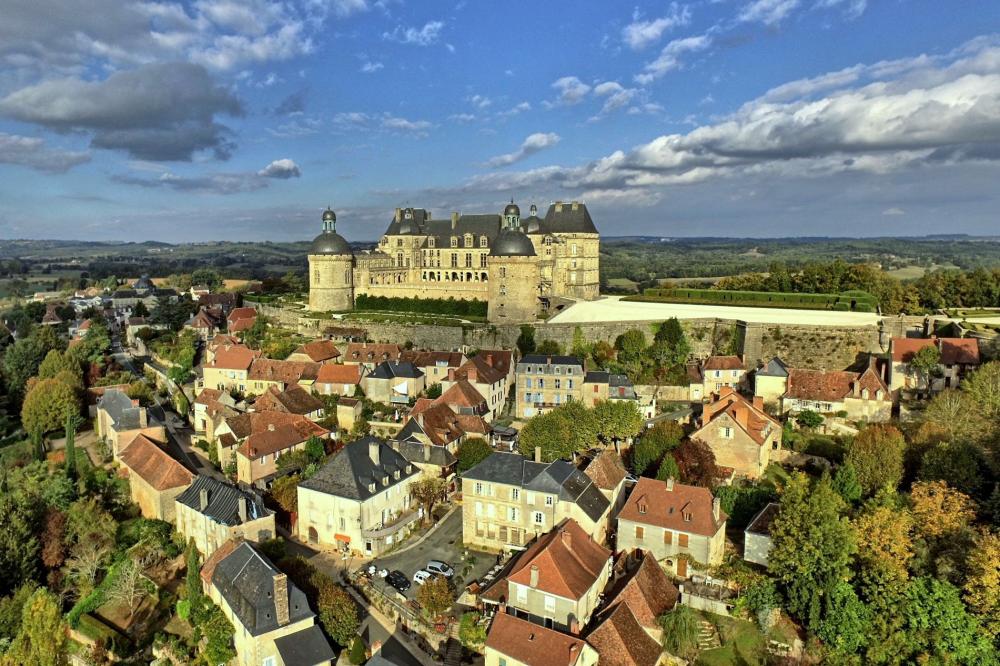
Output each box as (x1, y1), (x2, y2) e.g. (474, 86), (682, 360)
(354, 294), (487, 318)
(627, 288), (877, 312)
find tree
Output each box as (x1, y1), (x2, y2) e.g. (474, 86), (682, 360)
(518, 404), (596, 462)
(191, 268), (223, 290)
(795, 409), (824, 429)
(199, 603), (236, 665)
(963, 531), (1000, 637)
(415, 575), (452, 618)
(614, 329), (647, 368)
(2, 589), (68, 666)
(21, 378), (81, 436)
(910, 480), (975, 540)
(535, 339), (561, 355)
(270, 475), (300, 514)
(457, 438), (492, 473)
(304, 435), (326, 463)
(903, 577), (995, 664)
(655, 455), (681, 481)
(64, 539), (112, 597)
(570, 326), (591, 360)
(631, 421), (683, 476)
(672, 439), (723, 487)
(458, 611), (487, 649)
(0, 584), (37, 644)
(962, 361), (1000, 423)
(242, 316), (269, 349)
(592, 400), (643, 442)
(591, 340), (615, 367)
(64, 414), (81, 482)
(816, 581), (870, 656)
(109, 559), (151, 618)
(649, 317), (690, 369)
(919, 441), (988, 498)
(39, 509), (67, 571)
(853, 501), (913, 609)
(909, 344), (941, 391)
(832, 462), (862, 504)
(921, 390), (982, 443)
(768, 473), (854, 630)
(2, 336), (46, 401)
(845, 424), (906, 496)
(516, 325), (536, 356)
(37, 349), (80, 380)
(410, 477), (447, 526)
(659, 605), (700, 661)
(314, 576), (359, 647)
(0, 493), (39, 597)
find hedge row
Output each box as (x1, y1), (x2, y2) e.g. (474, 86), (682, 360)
(631, 288), (877, 312)
(354, 294), (487, 317)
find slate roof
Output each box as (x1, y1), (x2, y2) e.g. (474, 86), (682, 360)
(273, 625), (336, 666)
(400, 350), (465, 369)
(518, 354), (585, 368)
(619, 477), (726, 537)
(207, 541), (313, 636)
(300, 437), (419, 501)
(381, 208), (503, 244)
(540, 202), (598, 234)
(175, 475), (272, 526)
(391, 439), (457, 468)
(746, 502), (781, 536)
(97, 389), (146, 430)
(119, 434), (193, 491)
(757, 357), (789, 378)
(368, 360), (423, 380)
(463, 452), (610, 524)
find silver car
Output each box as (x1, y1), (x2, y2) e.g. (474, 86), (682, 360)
(425, 560), (454, 578)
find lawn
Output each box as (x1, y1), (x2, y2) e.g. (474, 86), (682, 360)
(695, 615), (767, 666)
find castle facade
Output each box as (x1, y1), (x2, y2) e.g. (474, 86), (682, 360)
(307, 201), (600, 322)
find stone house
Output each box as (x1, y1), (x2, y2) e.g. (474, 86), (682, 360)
(515, 354), (586, 418)
(246, 358), (321, 396)
(253, 385), (325, 421)
(744, 502), (780, 567)
(782, 361), (891, 422)
(286, 339), (342, 364)
(235, 418), (331, 488)
(118, 434), (193, 522)
(201, 343), (260, 393)
(701, 355), (746, 396)
(226, 306), (258, 334)
(201, 540), (334, 666)
(889, 336), (980, 393)
(192, 388), (242, 439)
(753, 357), (789, 408)
(297, 437), (421, 557)
(484, 612), (599, 666)
(184, 307), (224, 340)
(314, 363), (364, 397)
(95, 389), (166, 459)
(174, 475), (276, 558)
(399, 350), (467, 386)
(461, 451), (611, 553)
(691, 387), (781, 480)
(480, 518), (612, 632)
(616, 477), (727, 577)
(581, 449), (629, 518)
(361, 361), (425, 404)
(440, 352), (510, 421)
(686, 364), (705, 402)
(342, 343), (402, 371)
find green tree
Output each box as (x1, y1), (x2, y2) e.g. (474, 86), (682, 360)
(902, 577), (995, 664)
(0, 493), (39, 597)
(21, 378), (80, 436)
(570, 326), (591, 360)
(37, 349), (81, 380)
(458, 611), (487, 649)
(592, 400), (643, 442)
(2, 336), (46, 401)
(649, 317), (690, 369)
(191, 268), (223, 291)
(909, 344), (941, 391)
(831, 462), (862, 504)
(919, 440), (988, 498)
(845, 424), (906, 496)
(961, 361), (1000, 423)
(199, 604), (236, 665)
(64, 414), (81, 482)
(457, 437), (492, 473)
(614, 329), (647, 368)
(658, 605), (700, 661)
(410, 477), (447, 526)
(517, 402), (598, 462)
(962, 531), (1000, 638)
(631, 421), (683, 476)
(313, 575), (359, 647)
(816, 581), (870, 656)
(2, 589), (67, 666)
(535, 339), (561, 355)
(795, 409), (824, 429)
(415, 575), (452, 618)
(655, 455), (681, 481)
(516, 325), (536, 356)
(768, 473), (855, 630)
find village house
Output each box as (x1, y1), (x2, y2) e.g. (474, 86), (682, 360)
(335, 397), (363, 433)
(586, 549), (679, 666)
(245, 358), (321, 396)
(286, 339), (342, 364)
(297, 437), (421, 557)
(235, 419), (331, 488)
(213, 411), (323, 468)
(361, 360), (425, 404)
(433, 379), (491, 421)
(192, 388), (242, 439)
(313, 363), (364, 396)
(889, 336), (981, 394)
(185, 307), (225, 340)
(201, 343), (260, 393)
(582, 371), (653, 418)
(461, 451), (611, 552)
(581, 449), (630, 517)
(400, 350), (467, 385)
(616, 477), (727, 577)
(481, 518), (612, 632)
(515, 354), (586, 418)
(253, 385), (325, 421)
(701, 355), (746, 396)
(342, 343), (402, 370)
(686, 364), (705, 402)
(198, 292), (239, 314)
(201, 540), (334, 666)
(744, 502), (780, 567)
(753, 357), (790, 408)
(174, 475), (275, 558)
(95, 388), (166, 459)
(227, 306), (258, 334)
(691, 387), (781, 480)
(118, 434), (193, 522)
(484, 612), (599, 666)
(781, 361), (891, 422)
(441, 351), (510, 421)
(203, 334), (241, 364)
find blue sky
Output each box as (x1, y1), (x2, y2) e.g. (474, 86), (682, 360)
(1, 0), (998, 242)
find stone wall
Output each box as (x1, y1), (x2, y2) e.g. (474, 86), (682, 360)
(741, 322), (883, 370)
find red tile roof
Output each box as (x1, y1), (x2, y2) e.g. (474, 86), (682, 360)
(253, 385), (324, 416)
(119, 434), (193, 491)
(586, 602), (662, 666)
(344, 343), (401, 363)
(603, 550), (678, 629)
(225, 411), (321, 440)
(206, 344), (259, 371)
(238, 419), (329, 460)
(583, 449), (627, 492)
(437, 379), (487, 409)
(700, 387), (778, 446)
(227, 307), (257, 325)
(486, 613), (590, 666)
(408, 402), (487, 445)
(292, 339), (342, 363)
(248, 359), (320, 384)
(452, 355), (506, 386)
(316, 363), (362, 385)
(784, 364), (888, 402)
(704, 355), (744, 371)
(891, 337), (980, 365)
(619, 477), (726, 537)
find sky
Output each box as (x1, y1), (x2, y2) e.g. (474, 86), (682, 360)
(0, 0), (999, 242)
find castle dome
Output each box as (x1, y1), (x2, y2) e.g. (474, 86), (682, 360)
(490, 228), (536, 257)
(503, 201), (521, 217)
(310, 207), (351, 255)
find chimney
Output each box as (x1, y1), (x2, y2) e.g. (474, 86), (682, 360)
(369, 440), (380, 465)
(138, 407), (148, 428)
(529, 565), (539, 588)
(447, 368), (456, 382)
(199, 488), (209, 511)
(468, 366), (477, 383)
(268, 423), (275, 431)
(416, 413), (424, 428)
(666, 477), (675, 491)
(555, 201), (563, 212)
(752, 396), (764, 411)
(571, 201), (579, 211)
(394, 208), (402, 222)
(273, 573), (289, 625)
(423, 443), (431, 462)
(534, 446), (542, 463)
(569, 621), (581, 637)
(486, 353), (494, 367)
(712, 497), (721, 521)
(238, 497), (247, 523)
(451, 211), (459, 227)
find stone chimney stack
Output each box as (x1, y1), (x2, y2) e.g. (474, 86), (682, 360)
(199, 488), (209, 511)
(394, 208), (402, 222)
(451, 211), (459, 227)
(423, 443), (431, 462)
(468, 366), (477, 383)
(238, 497), (248, 523)
(369, 440), (380, 465)
(752, 396), (764, 411)
(416, 413), (424, 428)
(447, 368), (456, 382)
(534, 446), (542, 463)
(138, 406), (148, 428)
(666, 477), (675, 491)
(486, 353), (494, 367)
(273, 573), (290, 626)
(712, 497), (721, 521)
(529, 565), (539, 588)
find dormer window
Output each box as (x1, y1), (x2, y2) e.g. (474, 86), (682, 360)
(368, 482), (376, 492)
(683, 512), (692, 522)
(638, 503), (647, 515)
(450, 237), (458, 248)
(428, 238), (435, 248)
(480, 236), (488, 247)
(464, 234), (473, 248)
(394, 470), (400, 480)
(861, 388), (870, 399)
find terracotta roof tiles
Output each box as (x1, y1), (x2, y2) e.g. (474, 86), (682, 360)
(486, 613), (590, 666)
(619, 477), (726, 538)
(891, 337), (980, 365)
(119, 434), (193, 491)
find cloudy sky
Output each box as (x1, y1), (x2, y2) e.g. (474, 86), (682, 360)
(1, 0), (998, 242)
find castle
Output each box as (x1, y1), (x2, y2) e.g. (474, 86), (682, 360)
(307, 201), (600, 322)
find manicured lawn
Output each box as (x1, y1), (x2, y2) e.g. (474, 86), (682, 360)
(695, 615), (767, 666)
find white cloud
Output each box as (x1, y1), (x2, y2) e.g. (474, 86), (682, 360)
(622, 3), (691, 50)
(590, 81), (642, 119)
(382, 20), (444, 46)
(327, 0), (370, 18)
(0, 132), (90, 172)
(360, 60), (384, 73)
(816, 0), (868, 19)
(258, 158), (301, 178)
(449, 113), (476, 123)
(635, 34), (712, 84)
(738, 0), (801, 25)
(469, 94), (492, 109)
(550, 76), (592, 106)
(486, 132), (561, 167)
(882, 207), (905, 216)
(381, 114), (432, 134)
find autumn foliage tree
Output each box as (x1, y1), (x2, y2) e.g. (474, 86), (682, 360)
(672, 439), (722, 487)
(416, 575), (453, 619)
(845, 424), (906, 496)
(20, 377), (81, 436)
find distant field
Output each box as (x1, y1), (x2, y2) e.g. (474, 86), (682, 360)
(885, 263), (960, 280)
(606, 278), (639, 292)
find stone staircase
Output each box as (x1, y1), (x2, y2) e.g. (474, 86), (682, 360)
(442, 638), (463, 666)
(697, 620), (721, 650)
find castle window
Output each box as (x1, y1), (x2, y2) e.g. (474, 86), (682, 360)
(571, 244), (578, 256)
(451, 237), (458, 248)
(451, 254), (458, 268)
(480, 236), (488, 247)
(545, 236), (553, 245)
(465, 253), (472, 268)
(500, 286), (506, 296)
(480, 255), (487, 268)
(464, 234), (473, 247)
(428, 238), (435, 248)
(397, 238), (403, 247)
(313, 269), (319, 282)
(500, 267), (507, 278)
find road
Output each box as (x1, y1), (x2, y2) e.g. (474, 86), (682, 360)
(549, 295), (882, 326)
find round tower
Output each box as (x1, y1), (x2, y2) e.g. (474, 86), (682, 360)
(308, 207), (354, 312)
(487, 221), (539, 322)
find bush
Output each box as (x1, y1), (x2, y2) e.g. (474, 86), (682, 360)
(348, 636), (366, 665)
(354, 294), (486, 318)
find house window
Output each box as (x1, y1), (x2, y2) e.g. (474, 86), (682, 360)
(500, 267), (507, 278)
(555, 379), (561, 389)
(509, 507), (519, 521)
(544, 595), (556, 612)
(525, 378), (532, 388)
(720, 427), (733, 439)
(714, 370), (721, 378)
(533, 512), (544, 525)
(474, 501), (483, 516)
(635, 526), (644, 540)
(475, 482), (483, 495)
(567, 379), (574, 389)
(481, 254), (487, 268)
(511, 488), (520, 500)
(526, 492), (535, 504)
(545, 495), (554, 507)
(664, 530), (673, 545)
(263, 657), (276, 666)
(516, 584), (527, 604)
(593, 385), (599, 393)
(451, 254), (458, 268)
(678, 533), (689, 547)
(465, 253), (472, 268)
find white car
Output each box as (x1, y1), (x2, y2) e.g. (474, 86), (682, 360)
(426, 560), (454, 578)
(413, 570), (433, 585)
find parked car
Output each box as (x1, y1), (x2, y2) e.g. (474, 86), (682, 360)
(386, 570), (410, 592)
(413, 570), (433, 586)
(426, 560), (454, 578)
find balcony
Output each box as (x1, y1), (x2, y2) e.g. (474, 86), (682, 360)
(361, 509), (421, 539)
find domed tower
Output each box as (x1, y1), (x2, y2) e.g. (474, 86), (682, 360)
(487, 212), (539, 322)
(308, 207), (354, 312)
(502, 199), (521, 229)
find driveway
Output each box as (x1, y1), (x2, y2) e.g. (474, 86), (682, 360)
(368, 509), (496, 604)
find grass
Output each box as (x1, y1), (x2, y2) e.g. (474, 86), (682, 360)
(762, 463), (791, 487)
(886, 262), (960, 280)
(626, 287), (878, 312)
(695, 615), (767, 666)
